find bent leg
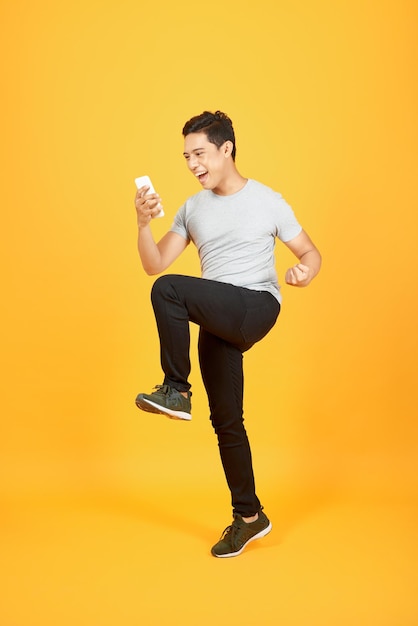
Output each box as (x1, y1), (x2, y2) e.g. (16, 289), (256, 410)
(151, 275), (248, 391)
(151, 274), (280, 392)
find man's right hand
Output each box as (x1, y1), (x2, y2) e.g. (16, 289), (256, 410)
(135, 185), (163, 228)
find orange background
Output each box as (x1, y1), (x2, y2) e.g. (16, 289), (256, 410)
(1, 1), (417, 624)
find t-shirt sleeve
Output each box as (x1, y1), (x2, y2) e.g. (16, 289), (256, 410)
(277, 197), (303, 242)
(170, 204), (190, 241)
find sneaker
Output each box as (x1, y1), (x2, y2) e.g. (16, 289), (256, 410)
(135, 384), (192, 421)
(211, 509), (272, 558)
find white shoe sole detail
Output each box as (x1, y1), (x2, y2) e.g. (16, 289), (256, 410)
(212, 521), (272, 558)
(141, 398), (192, 421)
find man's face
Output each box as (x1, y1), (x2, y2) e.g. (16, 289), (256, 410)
(183, 132), (230, 192)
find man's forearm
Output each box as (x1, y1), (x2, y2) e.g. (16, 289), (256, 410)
(137, 225), (162, 275)
(298, 248), (322, 285)
(300, 248), (321, 278)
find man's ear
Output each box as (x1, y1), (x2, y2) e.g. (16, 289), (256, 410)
(223, 140), (234, 158)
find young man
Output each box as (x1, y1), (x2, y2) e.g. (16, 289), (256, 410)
(134, 111), (321, 558)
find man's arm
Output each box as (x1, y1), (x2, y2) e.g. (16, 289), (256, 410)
(138, 227), (189, 275)
(135, 184), (189, 275)
(283, 229), (321, 287)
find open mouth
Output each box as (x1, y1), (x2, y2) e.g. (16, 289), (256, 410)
(196, 171), (208, 184)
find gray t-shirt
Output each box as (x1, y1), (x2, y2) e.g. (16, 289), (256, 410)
(170, 179), (302, 304)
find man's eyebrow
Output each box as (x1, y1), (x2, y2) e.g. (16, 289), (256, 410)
(183, 147), (205, 155)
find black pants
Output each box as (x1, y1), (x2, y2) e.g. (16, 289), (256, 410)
(151, 274), (280, 517)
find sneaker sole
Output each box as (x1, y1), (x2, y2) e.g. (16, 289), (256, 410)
(136, 397), (192, 421)
(212, 521), (272, 558)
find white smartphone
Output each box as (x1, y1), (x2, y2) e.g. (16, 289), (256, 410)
(135, 175), (164, 218)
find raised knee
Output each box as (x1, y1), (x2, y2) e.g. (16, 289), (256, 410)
(152, 274), (170, 291)
(151, 274), (174, 301)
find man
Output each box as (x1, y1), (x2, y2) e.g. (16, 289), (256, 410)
(134, 110), (321, 558)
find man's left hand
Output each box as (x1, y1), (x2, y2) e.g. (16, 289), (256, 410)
(285, 263), (312, 287)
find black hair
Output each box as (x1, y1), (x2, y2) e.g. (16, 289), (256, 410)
(182, 110), (236, 161)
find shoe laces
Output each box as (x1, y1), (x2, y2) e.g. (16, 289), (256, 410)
(220, 517), (248, 548)
(153, 384), (170, 394)
(153, 384), (191, 399)
(221, 524), (234, 539)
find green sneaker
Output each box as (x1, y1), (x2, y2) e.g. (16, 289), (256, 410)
(135, 384), (192, 421)
(211, 510), (272, 558)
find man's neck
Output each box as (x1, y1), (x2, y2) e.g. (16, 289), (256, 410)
(212, 170), (248, 196)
